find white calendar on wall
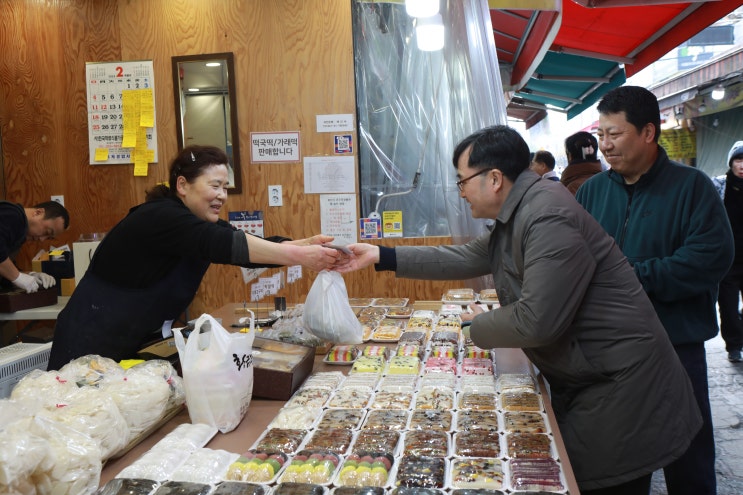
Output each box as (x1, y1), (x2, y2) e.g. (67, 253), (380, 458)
(85, 60), (158, 174)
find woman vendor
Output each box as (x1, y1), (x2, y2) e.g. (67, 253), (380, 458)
(48, 145), (341, 370)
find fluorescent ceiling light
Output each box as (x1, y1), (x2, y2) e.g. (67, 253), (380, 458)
(205, 62), (221, 67)
(416, 14), (444, 51)
(187, 88), (200, 92)
(406, 0), (439, 18)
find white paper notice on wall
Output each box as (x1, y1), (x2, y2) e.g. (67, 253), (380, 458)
(316, 114), (354, 133)
(304, 156), (356, 193)
(320, 194), (358, 245)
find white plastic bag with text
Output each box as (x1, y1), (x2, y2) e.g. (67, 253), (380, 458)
(174, 313), (254, 433)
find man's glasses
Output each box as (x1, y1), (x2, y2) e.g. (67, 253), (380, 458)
(456, 168), (494, 192)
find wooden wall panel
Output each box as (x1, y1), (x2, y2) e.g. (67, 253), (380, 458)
(0, 0), (465, 318)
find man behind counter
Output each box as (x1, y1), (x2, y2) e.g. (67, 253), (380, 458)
(0, 201), (70, 293)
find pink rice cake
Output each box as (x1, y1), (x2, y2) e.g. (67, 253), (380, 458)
(461, 357), (493, 375)
(509, 458), (565, 492)
(424, 357), (457, 374)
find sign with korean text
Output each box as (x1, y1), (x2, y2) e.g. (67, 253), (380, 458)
(250, 131), (300, 163)
(382, 211), (403, 238)
(85, 61), (158, 172)
(320, 194), (358, 245)
(229, 210), (264, 238)
(659, 128), (697, 159)
(316, 114), (354, 132)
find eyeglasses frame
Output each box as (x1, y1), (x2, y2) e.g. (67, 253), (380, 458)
(456, 167), (495, 192)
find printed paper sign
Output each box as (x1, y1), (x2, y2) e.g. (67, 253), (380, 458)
(250, 131), (300, 163)
(316, 114), (354, 132)
(229, 210), (264, 238)
(382, 211), (403, 238)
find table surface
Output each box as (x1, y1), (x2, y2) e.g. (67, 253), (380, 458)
(99, 302), (581, 493)
(0, 296), (69, 321)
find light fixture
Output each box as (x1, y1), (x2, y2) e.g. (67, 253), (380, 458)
(406, 0), (439, 18)
(187, 88), (200, 92)
(415, 14), (444, 51)
(205, 62), (221, 67)
(711, 84), (725, 101)
(698, 98), (706, 113)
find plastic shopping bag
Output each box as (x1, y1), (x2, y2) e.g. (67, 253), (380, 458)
(303, 270), (363, 344)
(173, 313), (255, 433)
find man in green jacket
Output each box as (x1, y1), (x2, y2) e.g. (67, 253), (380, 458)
(576, 85), (733, 495)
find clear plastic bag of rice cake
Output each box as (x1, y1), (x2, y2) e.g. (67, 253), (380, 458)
(28, 415), (102, 495)
(58, 354), (124, 387)
(0, 417), (47, 489)
(36, 386), (130, 460)
(10, 369), (77, 410)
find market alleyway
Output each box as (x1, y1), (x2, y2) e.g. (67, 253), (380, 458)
(650, 331), (743, 494)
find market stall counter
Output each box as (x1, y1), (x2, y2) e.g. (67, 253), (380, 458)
(99, 302), (580, 494)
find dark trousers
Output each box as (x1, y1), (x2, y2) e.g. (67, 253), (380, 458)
(663, 343), (717, 495)
(581, 473), (652, 495)
(718, 264), (743, 352)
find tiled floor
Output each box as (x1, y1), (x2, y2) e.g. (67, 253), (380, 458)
(649, 332), (743, 495)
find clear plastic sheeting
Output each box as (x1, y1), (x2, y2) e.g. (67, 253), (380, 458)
(352, 0), (507, 241)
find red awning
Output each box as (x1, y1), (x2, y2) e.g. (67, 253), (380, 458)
(493, 0), (743, 123)
(552, 0), (743, 77)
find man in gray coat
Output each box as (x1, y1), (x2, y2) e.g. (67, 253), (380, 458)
(337, 125), (701, 494)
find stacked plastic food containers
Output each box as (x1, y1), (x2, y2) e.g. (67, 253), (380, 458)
(98, 290), (569, 495)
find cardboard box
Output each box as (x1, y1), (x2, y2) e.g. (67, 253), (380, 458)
(0, 288), (58, 313)
(60, 278), (75, 296)
(252, 337), (315, 400)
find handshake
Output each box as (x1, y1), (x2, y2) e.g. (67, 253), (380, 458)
(12, 272), (56, 293)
